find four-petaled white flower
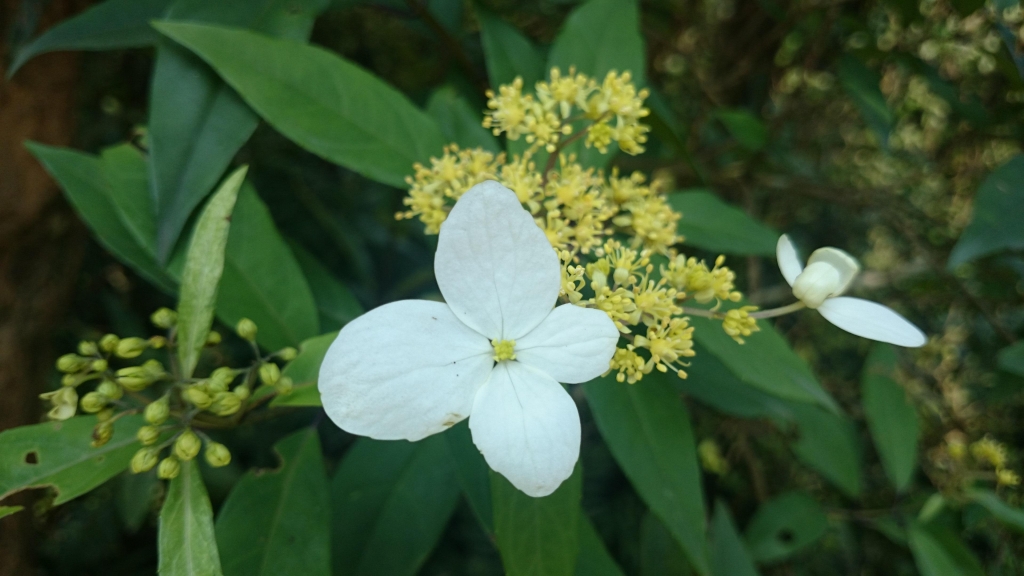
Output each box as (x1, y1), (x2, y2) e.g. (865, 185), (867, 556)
(319, 181), (619, 497)
(776, 235), (926, 347)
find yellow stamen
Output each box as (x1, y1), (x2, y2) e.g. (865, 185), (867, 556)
(492, 339), (517, 362)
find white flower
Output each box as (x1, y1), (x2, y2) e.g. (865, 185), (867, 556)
(318, 181), (619, 497)
(776, 235), (926, 347)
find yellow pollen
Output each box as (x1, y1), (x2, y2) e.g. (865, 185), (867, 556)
(492, 339), (517, 362)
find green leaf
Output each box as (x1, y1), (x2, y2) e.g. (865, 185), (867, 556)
(101, 144), (158, 256)
(216, 184), (319, 351)
(427, 86), (501, 152)
(0, 415), (148, 505)
(744, 492), (828, 563)
(270, 331), (338, 407)
(8, 0), (174, 76)
(216, 428), (330, 576)
(837, 55), (892, 145)
(492, 464), (581, 576)
(576, 516), (625, 576)
(948, 155), (1024, 267)
(26, 142), (177, 294)
(116, 469), (159, 533)
(965, 489), (1024, 534)
(907, 523), (985, 576)
(149, 0), (328, 261)
(861, 344), (919, 492)
(714, 109), (768, 152)
(668, 190), (779, 256)
(158, 458), (223, 576)
(176, 166), (246, 379)
(331, 436), (460, 576)
(997, 341), (1024, 377)
(787, 403), (863, 498)
(690, 315), (838, 411)
(477, 6), (545, 89)
(0, 506), (23, 520)
(155, 21), (446, 188)
(290, 242), (363, 332)
(445, 420), (494, 533)
(639, 512), (692, 576)
(585, 374), (710, 575)
(709, 501), (761, 576)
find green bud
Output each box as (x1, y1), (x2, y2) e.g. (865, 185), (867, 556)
(116, 360), (165, 391)
(61, 372), (97, 387)
(157, 457), (180, 480)
(233, 385), (250, 400)
(80, 391), (107, 413)
(91, 359), (108, 372)
(205, 442), (231, 468)
(131, 448), (159, 473)
(136, 425), (161, 446)
(236, 318), (258, 342)
(150, 307), (178, 329)
(174, 430), (202, 461)
(274, 376), (293, 396)
(210, 392), (242, 416)
(259, 363), (281, 386)
(78, 341), (99, 356)
(97, 408), (115, 422)
(99, 334), (120, 353)
(145, 396), (170, 425)
(91, 421), (114, 447)
(207, 367), (235, 393)
(184, 386), (212, 409)
(96, 379), (123, 401)
(206, 331), (222, 346)
(278, 347), (298, 361)
(57, 354), (89, 373)
(115, 337), (148, 359)
(148, 336), (167, 349)
(43, 387), (78, 421)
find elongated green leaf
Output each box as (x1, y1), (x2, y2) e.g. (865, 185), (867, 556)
(117, 469), (158, 532)
(477, 6), (545, 89)
(908, 523), (985, 576)
(159, 458), (223, 576)
(678, 343), (793, 419)
(177, 166), (246, 378)
(445, 420), (494, 532)
(715, 109), (768, 152)
(150, 0), (328, 261)
(997, 341), (1024, 377)
(576, 516), (625, 576)
(862, 344), (919, 492)
(290, 243), (363, 332)
(585, 374), (710, 575)
(331, 436), (460, 576)
(710, 502), (760, 576)
(668, 190), (779, 256)
(0, 415), (147, 505)
(0, 506), (23, 520)
(837, 55), (892, 145)
(639, 512), (692, 576)
(270, 331), (337, 407)
(690, 315), (838, 410)
(493, 464), (581, 576)
(155, 22), (445, 188)
(427, 86), (501, 152)
(26, 142), (177, 294)
(787, 403), (862, 497)
(744, 492), (827, 563)
(215, 185), (319, 351)
(216, 428), (330, 576)
(8, 0), (174, 76)
(948, 154), (1024, 267)
(966, 489), (1024, 533)
(101, 144), (157, 256)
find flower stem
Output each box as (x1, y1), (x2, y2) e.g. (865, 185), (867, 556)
(749, 301), (806, 319)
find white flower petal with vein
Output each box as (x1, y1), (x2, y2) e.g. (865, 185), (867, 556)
(776, 234), (926, 348)
(319, 181), (618, 497)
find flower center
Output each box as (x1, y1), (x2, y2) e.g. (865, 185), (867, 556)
(491, 339), (517, 362)
(792, 261), (841, 309)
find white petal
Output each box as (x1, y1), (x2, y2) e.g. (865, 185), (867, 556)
(807, 247), (860, 296)
(777, 235), (804, 286)
(435, 181), (561, 340)
(515, 304), (619, 384)
(817, 297), (927, 347)
(469, 362), (580, 497)
(319, 300), (494, 441)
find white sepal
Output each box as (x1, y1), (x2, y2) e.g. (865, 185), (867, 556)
(515, 304), (619, 384)
(817, 297), (927, 348)
(776, 234), (804, 286)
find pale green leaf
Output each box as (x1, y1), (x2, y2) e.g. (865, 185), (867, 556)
(948, 155), (1024, 267)
(668, 190), (779, 256)
(158, 458), (223, 576)
(0, 506), (24, 520)
(862, 344), (919, 492)
(477, 6), (545, 89)
(744, 492), (827, 563)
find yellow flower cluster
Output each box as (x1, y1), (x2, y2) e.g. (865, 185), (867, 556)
(934, 432), (1021, 490)
(483, 67), (651, 155)
(401, 70), (760, 384)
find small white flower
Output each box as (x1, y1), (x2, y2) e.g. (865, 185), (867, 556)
(776, 235), (926, 347)
(319, 181), (619, 497)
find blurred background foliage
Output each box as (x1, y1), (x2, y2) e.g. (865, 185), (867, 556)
(1, 0), (1024, 574)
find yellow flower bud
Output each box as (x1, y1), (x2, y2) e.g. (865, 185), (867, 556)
(259, 363), (281, 386)
(97, 408), (115, 422)
(92, 421), (114, 447)
(80, 391), (108, 414)
(236, 318), (258, 342)
(99, 334), (120, 353)
(96, 379), (123, 401)
(275, 376), (293, 396)
(150, 307), (177, 329)
(207, 367), (235, 393)
(115, 337), (148, 359)
(205, 442), (231, 468)
(184, 386), (212, 409)
(205, 331), (222, 346)
(42, 386), (78, 421)
(278, 347), (298, 361)
(210, 392), (242, 416)
(157, 457), (181, 479)
(78, 341), (99, 356)
(148, 336), (167, 349)
(56, 353), (89, 373)
(131, 448), (159, 473)
(173, 430), (201, 461)
(91, 359), (108, 372)
(61, 372), (95, 387)
(145, 396), (170, 425)
(136, 425), (161, 446)
(116, 360), (165, 391)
